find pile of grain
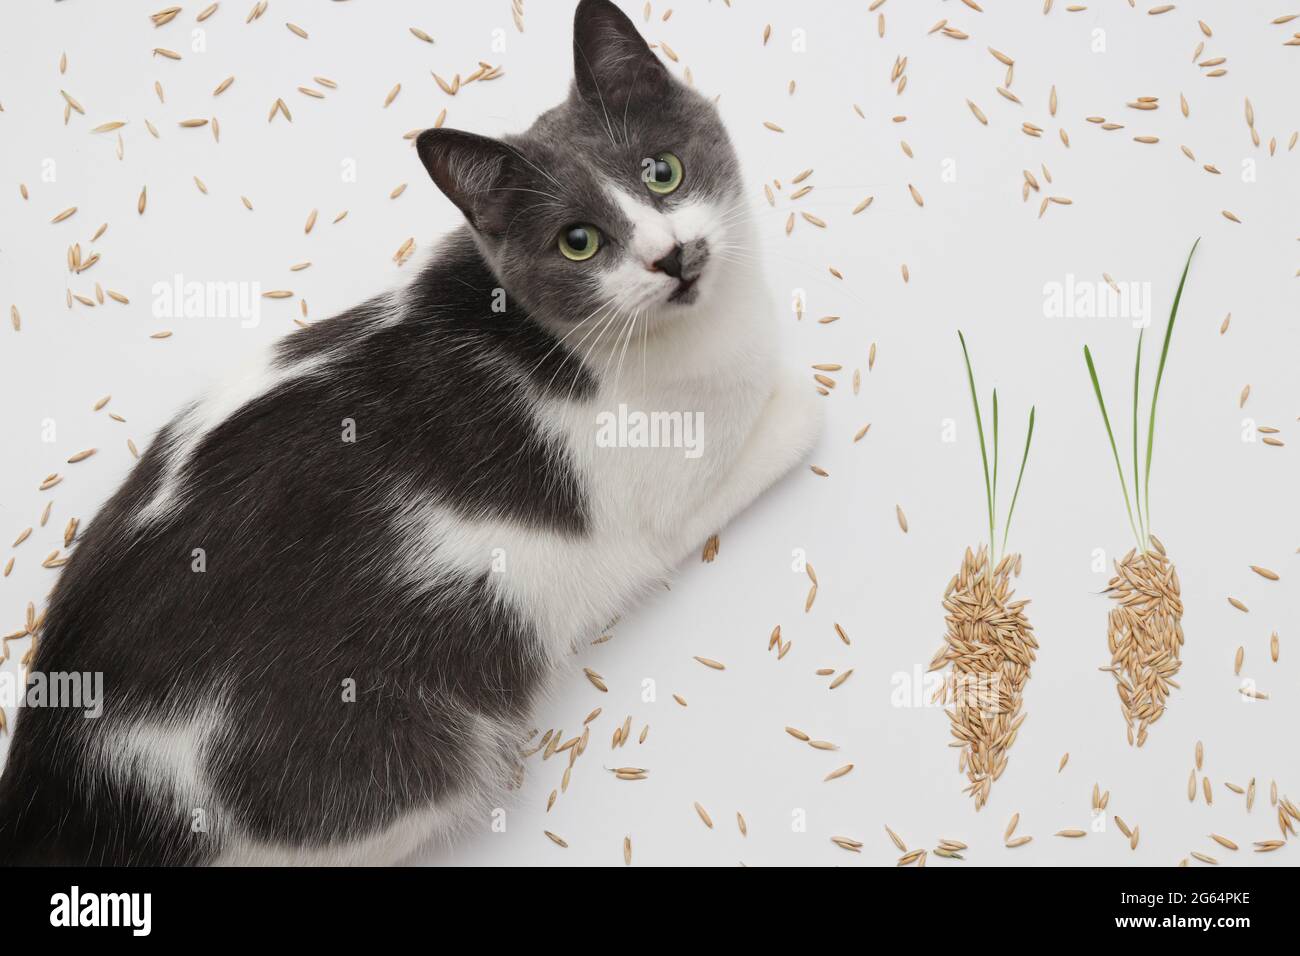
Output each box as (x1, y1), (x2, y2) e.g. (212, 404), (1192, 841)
(1103, 538), (1183, 746)
(930, 546), (1037, 810)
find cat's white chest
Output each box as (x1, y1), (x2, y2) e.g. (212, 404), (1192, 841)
(557, 280), (776, 542)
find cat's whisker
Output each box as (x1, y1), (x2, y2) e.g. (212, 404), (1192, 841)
(577, 304), (632, 404)
(720, 243), (835, 272)
(715, 194), (760, 214)
(610, 305), (642, 399)
(705, 209), (752, 233)
(639, 307), (650, 405)
(710, 195), (767, 221)
(564, 297), (628, 406)
(711, 210), (756, 230)
(711, 254), (763, 274)
(714, 242), (882, 313)
(533, 295), (621, 394)
(540, 296), (623, 395)
(592, 300), (636, 399)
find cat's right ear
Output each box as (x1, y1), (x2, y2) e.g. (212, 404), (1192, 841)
(573, 0), (669, 107)
(416, 128), (516, 236)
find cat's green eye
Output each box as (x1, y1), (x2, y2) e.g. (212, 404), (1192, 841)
(558, 224), (600, 261)
(645, 152), (684, 195)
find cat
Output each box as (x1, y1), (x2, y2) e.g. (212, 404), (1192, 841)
(0, 0), (821, 865)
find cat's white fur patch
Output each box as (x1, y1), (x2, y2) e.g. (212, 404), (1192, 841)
(134, 350), (330, 527)
(87, 704), (227, 861)
(597, 185), (727, 311)
(134, 291), (405, 528)
(391, 496), (670, 660)
(213, 715), (513, 866)
(93, 702), (518, 865)
(213, 710), (517, 865)
(215, 799), (472, 866)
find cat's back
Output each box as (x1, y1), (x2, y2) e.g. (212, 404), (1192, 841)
(33, 230), (593, 699)
(0, 234), (584, 863)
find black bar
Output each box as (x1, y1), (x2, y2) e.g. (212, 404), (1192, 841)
(3, 864), (1284, 941)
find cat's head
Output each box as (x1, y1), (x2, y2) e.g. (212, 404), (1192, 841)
(416, 0), (745, 334)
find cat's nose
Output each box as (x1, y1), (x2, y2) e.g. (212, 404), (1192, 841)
(651, 244), (684, 278)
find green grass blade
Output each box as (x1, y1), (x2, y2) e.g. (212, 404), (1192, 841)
(1084, 345), (1142, 548)
(1001, 406), (1035, 555)
(958, 331), (994, 557)
(1142, 238), (1200, 544)
(1132, 329), (1146, 549)
(992, 388), (1000, 552)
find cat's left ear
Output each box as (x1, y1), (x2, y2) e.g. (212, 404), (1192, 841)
(416, 128), (517, 236)
(573, 0), (670, 107)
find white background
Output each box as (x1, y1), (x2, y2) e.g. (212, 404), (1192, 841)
(0, 0), (1296, 867)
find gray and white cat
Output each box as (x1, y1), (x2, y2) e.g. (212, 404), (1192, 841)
(0, 0), (821, 865)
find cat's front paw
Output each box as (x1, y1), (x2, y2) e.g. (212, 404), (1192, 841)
(767, 366), (826, 464)
(667, 364), (824, 562)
